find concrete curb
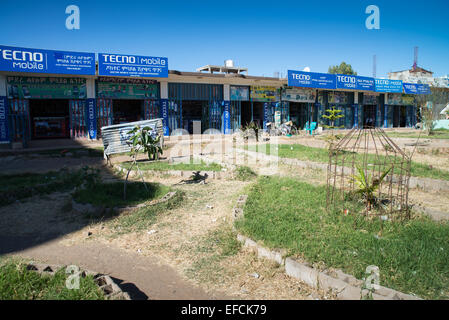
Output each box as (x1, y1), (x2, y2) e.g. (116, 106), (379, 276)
(233, 194), (422, 300)
(25, 262), (131, 300)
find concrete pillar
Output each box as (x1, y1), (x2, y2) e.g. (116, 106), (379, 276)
(86, 78), (95, 99)
(0, 75), (6, 96)
(354, 91), (358, 104)
(384, 93), (388, 105)
(223, 84), (230, 101)
(160, 81), (168, 99)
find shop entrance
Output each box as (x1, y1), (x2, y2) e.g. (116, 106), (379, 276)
(252, 102), (264, 127)
(363, 105), (377, 128)
(241, 101), (252, 127)
(400, 106), (407, 127)
(113, 100), (142, 124)
(182, 101), (203, 134)
(289, 102), (308, 129)
(29, 99), (70, 139)
(392, 106), (407, 128)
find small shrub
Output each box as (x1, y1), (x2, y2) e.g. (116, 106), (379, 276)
(235, 166), (257, 181)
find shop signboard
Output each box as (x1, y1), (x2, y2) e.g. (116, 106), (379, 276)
(97, 77), (158, 99)
(375, 79), (403, 93)
(222, 101), (231, 134)
(0, 96), (9, 144)
(0, 45), (95, 75)
(387, 93), (402, 105)
(98, 53), (168, 78)
(251, 86), (278, 102)
(159, 99), (169, 136)
(387, 93), (415, 106)
(363, 93), (379, 105)
(281, 87), (316, 103)
(288, 70), (336, 89)
(336, 75), (375, 91)
(328, 91), (349, 104)
(403, 83), (431, 95)
(230, 86), (249, 101)
(6, 76), (87, 99)
(86, 98), (96, 140)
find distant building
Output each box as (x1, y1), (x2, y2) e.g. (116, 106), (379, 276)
(388, 65), (434, 83)
(388, 65), (449, 88)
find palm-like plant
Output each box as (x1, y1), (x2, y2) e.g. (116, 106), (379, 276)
(350, 165), (391, 212)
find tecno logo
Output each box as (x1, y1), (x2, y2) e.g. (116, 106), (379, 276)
(376, 79), (389, 85)
(0, 49), (44, 62)
(103, 54), (136, 64)
(337, 75), (356, 83)
(293, 73), (311, 81)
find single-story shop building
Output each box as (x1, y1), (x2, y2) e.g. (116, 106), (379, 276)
(0, 45), (436, 147)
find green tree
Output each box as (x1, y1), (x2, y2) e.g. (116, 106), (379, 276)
(328, 62), (357, 75)
(322, 107), (345, 131)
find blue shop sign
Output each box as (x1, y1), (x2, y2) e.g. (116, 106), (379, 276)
(403, 83), (431, 95)
(86, 98), (97, 140)
(0, 45), (95, 75)
(98, 53), (168, 78)
(288, 70), (336, 89)
(336, 75), (375, 91)
(375, 79), (403, 93)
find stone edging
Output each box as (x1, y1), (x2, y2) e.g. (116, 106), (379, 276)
(72, 191), (178, 215)
(25, 262), (131, 300)
(232, 194), (422, 300)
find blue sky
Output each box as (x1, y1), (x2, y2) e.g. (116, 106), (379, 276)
(1, 0), (448, 78)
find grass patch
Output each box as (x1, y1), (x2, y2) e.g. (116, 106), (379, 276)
(235, 176), (449, 299)
(72, 182), (170, 208)
(111, 190), (185, 233)
(0, 167), (100, 207)
(386, 129), (449, 140)
(234, 166), (258, 181)
(186, 225), (241, 283)
(120, 160), (222, 172)
(0, 259), (104, 300)
(245, 144), (449, 181)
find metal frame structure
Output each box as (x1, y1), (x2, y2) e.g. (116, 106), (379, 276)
(326, 127), (411, 219)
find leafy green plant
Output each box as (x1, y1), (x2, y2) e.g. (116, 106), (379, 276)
(350, 165), (391, 212)
(123, 125), (163, 200)
(127, 125), (163, 161)
(242, 121), (261, 142)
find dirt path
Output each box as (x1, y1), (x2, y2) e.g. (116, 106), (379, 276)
(8, 240), (222, 300)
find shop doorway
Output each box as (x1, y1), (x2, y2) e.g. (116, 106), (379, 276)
(400, 106), (407, 127)
(252, 102), (264, 127)
(182, 100), (203, 134)
(113, 100), (142, 124)
(289, 102), (308, 129)
(363, 105), (377, 128)
(29, 99), (70, 139)
(241, 101), (252, 127)
(393, 106), (400, 127)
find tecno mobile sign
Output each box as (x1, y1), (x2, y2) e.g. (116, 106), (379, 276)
(0, 45), (96, 75)
(98, 53), (168, 78)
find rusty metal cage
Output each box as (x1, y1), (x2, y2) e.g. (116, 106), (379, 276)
(326, 128), (411, 219)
